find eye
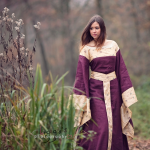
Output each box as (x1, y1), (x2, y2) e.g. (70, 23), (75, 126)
(96, 27), (99, 29)
(90, 27), (93, 30)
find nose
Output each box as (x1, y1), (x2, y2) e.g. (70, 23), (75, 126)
(93, 28), (96, 32)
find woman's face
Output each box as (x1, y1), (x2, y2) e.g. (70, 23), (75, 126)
(90, 21), (101, 41)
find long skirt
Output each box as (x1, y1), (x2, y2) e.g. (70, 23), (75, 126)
(76, 78), (132, 150)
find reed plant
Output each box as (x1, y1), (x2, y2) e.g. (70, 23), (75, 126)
(0, 64), (96, 150)
(0, 7), (39, 102)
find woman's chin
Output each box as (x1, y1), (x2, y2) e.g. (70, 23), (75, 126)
(93, 38), (98, 41)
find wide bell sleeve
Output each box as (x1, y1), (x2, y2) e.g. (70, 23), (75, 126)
(115, 43), (138, 140)
(69, 46), (91, 127)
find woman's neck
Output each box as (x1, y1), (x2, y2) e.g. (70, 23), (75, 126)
(87, 39), (108, 47)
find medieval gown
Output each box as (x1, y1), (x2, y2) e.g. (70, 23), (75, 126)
(71, 40), (138, 150)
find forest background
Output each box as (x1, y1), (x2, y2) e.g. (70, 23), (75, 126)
(0, 0), (150, 141)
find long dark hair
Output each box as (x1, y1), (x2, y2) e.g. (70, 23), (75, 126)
(79, 14), (106, 52)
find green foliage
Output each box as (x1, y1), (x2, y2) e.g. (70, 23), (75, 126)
(130, 79), (150, 139)
(0, 64), (96, 150)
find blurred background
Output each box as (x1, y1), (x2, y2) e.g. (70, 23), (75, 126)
(0, 0), (150, 141)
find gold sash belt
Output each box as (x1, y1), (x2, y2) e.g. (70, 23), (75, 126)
(90, 71), (116, 150)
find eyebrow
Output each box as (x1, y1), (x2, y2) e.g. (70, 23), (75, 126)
(91, 26), (100, 28)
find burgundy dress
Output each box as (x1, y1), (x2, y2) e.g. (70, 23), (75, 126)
(71, 40), (138, 150)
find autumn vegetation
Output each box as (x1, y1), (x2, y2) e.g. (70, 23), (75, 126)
(0, 6), (97, 150)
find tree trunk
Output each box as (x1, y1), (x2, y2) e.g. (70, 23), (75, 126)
(96, 0), (103, 18)
(130, 0), (140, 42)
(23, 0), (49, 78)
(58, 0), (77, 84)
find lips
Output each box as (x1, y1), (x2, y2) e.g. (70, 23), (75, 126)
(93, 34), (97, 36)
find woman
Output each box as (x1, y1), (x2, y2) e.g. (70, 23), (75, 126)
(71, 15), (138, 150)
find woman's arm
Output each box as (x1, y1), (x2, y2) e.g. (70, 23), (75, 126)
(69, 46), (91, 127)
(115, 42), (138, 140)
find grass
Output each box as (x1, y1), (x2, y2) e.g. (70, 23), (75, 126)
(130, 79), (150, 139)
(0, 64), (96, 150)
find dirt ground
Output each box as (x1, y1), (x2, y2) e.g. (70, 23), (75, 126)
(128, 136), (150, 150)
